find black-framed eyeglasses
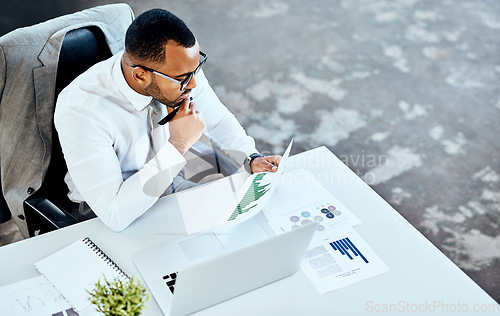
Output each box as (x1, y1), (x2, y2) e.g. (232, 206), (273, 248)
(131, 51), (207, 91)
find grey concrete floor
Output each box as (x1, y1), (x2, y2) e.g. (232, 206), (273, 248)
(1, 0), (499, 304)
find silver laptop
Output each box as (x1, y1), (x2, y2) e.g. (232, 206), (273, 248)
(132, 219), (317, 316)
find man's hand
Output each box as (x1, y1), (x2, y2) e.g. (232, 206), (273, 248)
(168, 99), (205, 155)
(250, 155), (282, 173)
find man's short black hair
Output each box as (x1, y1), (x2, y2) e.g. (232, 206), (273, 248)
(125, 9), (196, 63)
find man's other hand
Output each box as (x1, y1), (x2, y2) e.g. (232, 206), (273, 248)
(250, 155), (281, 173)
(168, 99), (205, 155)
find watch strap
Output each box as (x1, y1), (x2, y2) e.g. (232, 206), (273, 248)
(244, 153), (266, 173)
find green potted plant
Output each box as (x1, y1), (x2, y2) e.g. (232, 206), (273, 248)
(87, 276), (149, 316)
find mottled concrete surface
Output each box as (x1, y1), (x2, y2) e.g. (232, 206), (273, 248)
(1, 0), (499, 303)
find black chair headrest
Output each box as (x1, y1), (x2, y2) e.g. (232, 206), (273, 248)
(55, 26), (112, 96)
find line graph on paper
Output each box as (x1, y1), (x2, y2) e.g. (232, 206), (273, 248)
(7, 276), (71, 316)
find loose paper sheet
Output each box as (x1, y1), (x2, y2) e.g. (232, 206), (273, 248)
(217, 139), (293, 229)
(178, 139), (293, 234)
(301, 227), (389, 294)
(264, 168), (362, 231)
(0, 275), (99, 316)
(263, 168), (388, 294)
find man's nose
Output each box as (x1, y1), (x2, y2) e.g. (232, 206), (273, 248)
(185, 74), (197, 90)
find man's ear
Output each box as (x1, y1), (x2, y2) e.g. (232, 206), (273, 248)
(132, 67), (150, 84)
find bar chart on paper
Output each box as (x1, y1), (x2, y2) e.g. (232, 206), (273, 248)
(227, 173), (270, 221)
(330, 237), (369, 264)
(300, 228), (389, 294)
(226, 138), (293, 223)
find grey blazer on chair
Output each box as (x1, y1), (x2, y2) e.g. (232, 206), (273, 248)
(0, 4), (134, 237)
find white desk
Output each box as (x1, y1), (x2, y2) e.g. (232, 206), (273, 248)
(1, 147), (498, 315)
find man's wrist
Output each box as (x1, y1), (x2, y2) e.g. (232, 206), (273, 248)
(244, 153), (265, 173)
(168, 138), (188, 156)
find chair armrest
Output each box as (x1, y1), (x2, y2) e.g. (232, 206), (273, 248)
(23, 197), (77, 236)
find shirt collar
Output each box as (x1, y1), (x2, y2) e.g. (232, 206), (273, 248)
(112, 51), (153, 112)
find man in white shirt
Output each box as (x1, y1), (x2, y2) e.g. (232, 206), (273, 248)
(54, 9), (280, 231)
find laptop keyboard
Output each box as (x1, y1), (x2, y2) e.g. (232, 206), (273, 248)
(162, 272), (179, 294)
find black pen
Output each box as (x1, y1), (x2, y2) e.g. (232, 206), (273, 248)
(158, 97), (192, 125)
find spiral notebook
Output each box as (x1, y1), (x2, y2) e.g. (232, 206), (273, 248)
(35, 237), (129, 312)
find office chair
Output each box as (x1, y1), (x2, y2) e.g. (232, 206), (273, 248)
(0, 4), (135, 238)
(6, 20), (238, 237)
(21, 26), (112, 236)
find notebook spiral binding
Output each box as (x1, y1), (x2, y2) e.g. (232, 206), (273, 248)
(83, 237), (130, 280)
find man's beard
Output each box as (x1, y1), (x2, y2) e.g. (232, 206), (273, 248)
(144, 76), (185, 108)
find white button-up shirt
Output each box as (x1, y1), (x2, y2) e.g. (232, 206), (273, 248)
(54, 52), (257, 231)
